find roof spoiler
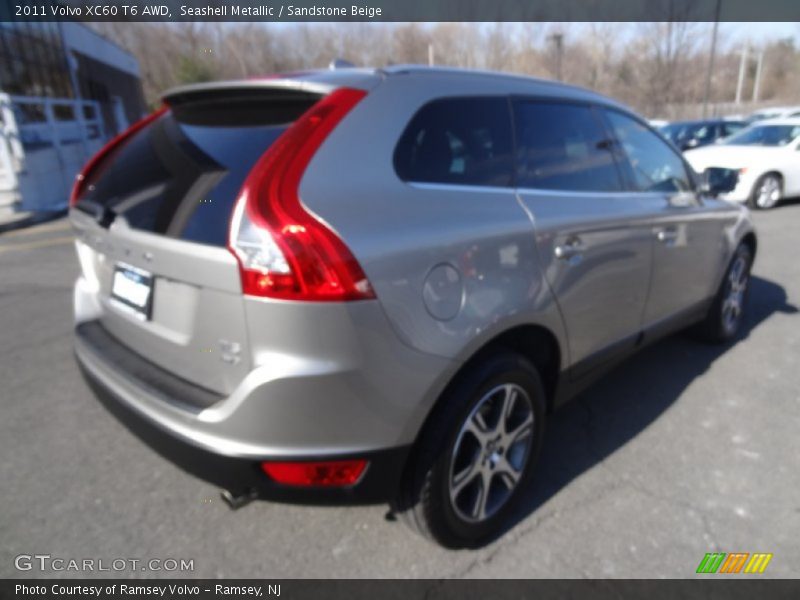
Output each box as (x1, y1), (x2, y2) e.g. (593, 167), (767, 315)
(162, 79), (333, 106)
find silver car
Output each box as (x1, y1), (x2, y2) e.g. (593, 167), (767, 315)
(70, 66), (756, 547)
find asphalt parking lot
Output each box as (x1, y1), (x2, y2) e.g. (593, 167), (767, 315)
(1, 204), (799, 579)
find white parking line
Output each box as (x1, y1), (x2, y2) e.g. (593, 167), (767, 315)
(0, 236), (74, 253)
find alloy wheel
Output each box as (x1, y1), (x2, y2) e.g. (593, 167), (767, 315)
(755, 176), (781, 209)
(721, 254), (749, 335)
(448, 383), (534, 523)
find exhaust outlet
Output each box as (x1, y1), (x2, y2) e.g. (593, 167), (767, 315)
(220, 488), (257, 510)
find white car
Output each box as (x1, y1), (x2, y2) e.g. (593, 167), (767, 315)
(684, 118), (800, 209)
(747, 106), (800, 123)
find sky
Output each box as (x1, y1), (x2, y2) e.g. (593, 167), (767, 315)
(719, 21), (799, 43)
(546, 21), (799, 47)
(264, 21), (800, 47)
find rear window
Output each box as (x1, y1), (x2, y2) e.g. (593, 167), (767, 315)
(76, 89), (320, 247)
(393, 97), (514, 187)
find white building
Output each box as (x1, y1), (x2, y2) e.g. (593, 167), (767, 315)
(0, 19), (145, 215)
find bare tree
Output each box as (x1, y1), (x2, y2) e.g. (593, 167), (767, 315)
(92, 21), (800, 118)
(391, 24), (432, 64)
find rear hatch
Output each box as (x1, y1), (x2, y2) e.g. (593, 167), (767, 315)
(71, 86), (322, 395)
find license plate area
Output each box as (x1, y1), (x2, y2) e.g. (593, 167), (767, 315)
(110, 263), (154, 320)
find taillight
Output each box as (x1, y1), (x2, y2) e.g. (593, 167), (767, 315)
(228, 88), (375, 302)
(261, 459), (367, 487)
(69, 106), (168, 207)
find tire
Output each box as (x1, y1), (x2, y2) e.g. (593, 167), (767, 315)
(695, 243), (753, 343)
(748, 173), (782, 210)
(392, 352), (547, 548)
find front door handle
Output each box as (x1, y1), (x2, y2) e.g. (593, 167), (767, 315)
(554, 238), (586, 260)
(656, 228), (679, 244)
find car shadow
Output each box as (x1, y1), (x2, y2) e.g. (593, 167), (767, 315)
(778, 196), (800, 208)
(490, 274), (797, 544)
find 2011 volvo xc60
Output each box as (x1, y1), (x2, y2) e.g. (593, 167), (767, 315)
(70, 66), (756, 547)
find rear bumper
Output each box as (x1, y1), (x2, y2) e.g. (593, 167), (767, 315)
(73, 270), (455, 458)
(75, 322), (411, 503)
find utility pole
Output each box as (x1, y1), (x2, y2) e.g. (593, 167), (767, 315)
(547, 32), (564, 81)
(752, 50), (764, 102)
(702, 0), (722, 118)
(428, 43), (435, 67)
(735, 44), (749, 105)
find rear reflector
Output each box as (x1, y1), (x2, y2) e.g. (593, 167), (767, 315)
(228, 87), (375, 302)
(69, 106), (168, 207)
(261, 459), (368, 487)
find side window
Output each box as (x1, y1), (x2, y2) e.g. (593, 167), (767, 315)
(512, 100), (623, 192)
(723, 122), (745, 137)
(604, 110), (692, 193)
(692, 124), (715, 143)
(394, 97), (513, 187)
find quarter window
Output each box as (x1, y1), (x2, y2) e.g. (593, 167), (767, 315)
(394, 97), (514, 187)
(604, 110), (692, 193)
(512, 101), (623, 192)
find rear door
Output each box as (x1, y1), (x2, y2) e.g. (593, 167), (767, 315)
(601, 108), (725, 327)
(71, 87), (321, 394)
(512, 99), (658, 377)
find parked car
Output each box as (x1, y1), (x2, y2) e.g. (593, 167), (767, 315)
(659, 119), (747, 151)
(70, 66), (757, 548)
(648, 118), (669, 129)
(685, 118), (800, 209)
(746, 105), (800, 123)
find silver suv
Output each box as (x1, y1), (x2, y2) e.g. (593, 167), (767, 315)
(70, 66), (756, 547)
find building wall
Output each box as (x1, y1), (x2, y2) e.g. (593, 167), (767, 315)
(0, 18), (145, 212)
(60, 22), (146, 132)
(0, 20), (145, 134)
(0, 22), (74, 98)
(59, 22), (140, 78)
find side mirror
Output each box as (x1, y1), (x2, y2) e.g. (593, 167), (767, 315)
(701, 169), (737, 196)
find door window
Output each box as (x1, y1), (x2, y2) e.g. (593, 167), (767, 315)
(722, 121), (745, 137)
(603, 110), (692, 193)
(512, 100), (623, 192)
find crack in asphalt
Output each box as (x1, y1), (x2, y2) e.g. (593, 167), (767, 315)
(575, 394), (722, 552)
(445, 479), (627, 578)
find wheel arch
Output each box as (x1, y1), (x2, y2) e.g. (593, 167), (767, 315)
(412, 323), (563, 450)
(756, 169), (784, 186)
(741, 230), (757, 260)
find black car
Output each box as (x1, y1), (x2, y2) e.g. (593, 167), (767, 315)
(660, 119), (747, 151)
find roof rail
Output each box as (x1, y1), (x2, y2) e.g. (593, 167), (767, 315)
(329, 58), (357, 70)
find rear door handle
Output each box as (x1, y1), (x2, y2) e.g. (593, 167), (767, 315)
(554, 238), (586, 260)
(656, 228), (679, 243)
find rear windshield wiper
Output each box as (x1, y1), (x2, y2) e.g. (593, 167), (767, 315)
(74, 199), (117, 228)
